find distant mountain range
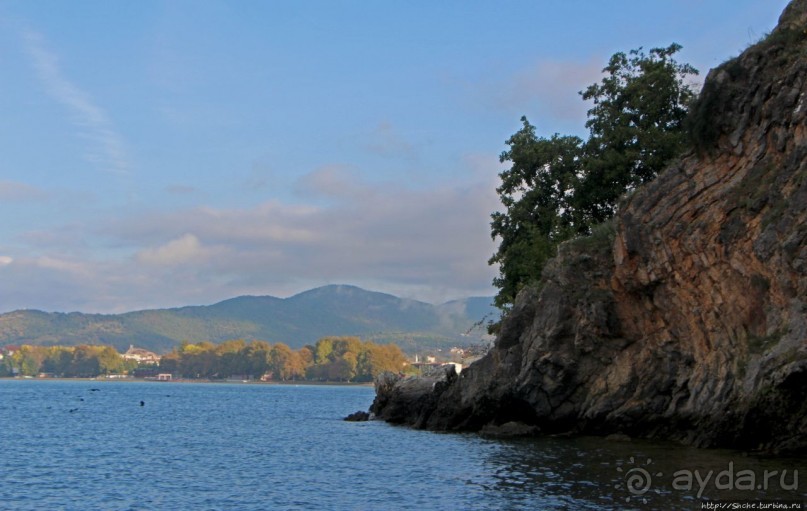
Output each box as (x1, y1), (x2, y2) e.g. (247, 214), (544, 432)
(0, 285), (498, 354)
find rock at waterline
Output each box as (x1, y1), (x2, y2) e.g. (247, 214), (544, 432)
(480, 421), (540, 439)
(344, 411), (370, 422)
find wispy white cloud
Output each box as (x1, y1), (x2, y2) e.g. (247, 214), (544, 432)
(33, 162), (494, 312)
(137, 233), (208, 266)
(451, 56), (605, 131)
(22, 29), (131, 175)
(35, 255), (90, 275)
(498, 57), (604, 122)
(0, 255), (126, 313)
(294, 164), (364, 200)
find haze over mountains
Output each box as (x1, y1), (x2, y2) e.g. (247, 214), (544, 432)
(0, 285), (497, 354)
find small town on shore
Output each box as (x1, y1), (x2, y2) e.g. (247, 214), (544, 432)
(0, 339), (487, 383)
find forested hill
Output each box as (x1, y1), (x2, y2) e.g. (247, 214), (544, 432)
(0, 285), (496, 354)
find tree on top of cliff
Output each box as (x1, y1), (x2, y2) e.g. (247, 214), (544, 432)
(489, 124), (585, 310)
(576, 44), (698, 224)
(490, 44), (698, 310)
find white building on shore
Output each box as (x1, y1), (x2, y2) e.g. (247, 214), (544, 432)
(122, 345), (161, 365)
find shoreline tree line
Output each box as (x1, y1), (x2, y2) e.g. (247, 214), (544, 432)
(0, 336), (408, 382)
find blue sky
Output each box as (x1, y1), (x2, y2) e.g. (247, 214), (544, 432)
(0, 0), (789, 313)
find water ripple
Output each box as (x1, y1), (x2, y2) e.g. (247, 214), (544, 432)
(0, 380), (804, 510)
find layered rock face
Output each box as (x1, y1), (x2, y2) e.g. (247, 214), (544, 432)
(371, 1), (807, 454)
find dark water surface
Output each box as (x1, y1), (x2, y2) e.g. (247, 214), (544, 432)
(0, 380), (804, 510)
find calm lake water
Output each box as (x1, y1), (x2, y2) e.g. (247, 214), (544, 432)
(0, 380), (804, 510)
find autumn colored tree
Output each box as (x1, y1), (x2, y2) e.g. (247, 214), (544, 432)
(11, 346), (47, 376)
(269, 343), (306, 381)
(155, 336), (406, 382)
(356, 342), (407, 381)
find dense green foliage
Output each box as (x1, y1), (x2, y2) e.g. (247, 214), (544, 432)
(159, 337), (407, 382)
(578, 44), (697, 223)
(489, 127), (585, 308)
(0, 345), (137, 377)
(490, 44), (698, 309)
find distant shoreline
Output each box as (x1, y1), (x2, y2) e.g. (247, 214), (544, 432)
(0, 376), (373, 387)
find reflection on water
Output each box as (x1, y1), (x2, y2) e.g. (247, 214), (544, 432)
(0, 380), (803, 511)
(472, 436), (806, 510)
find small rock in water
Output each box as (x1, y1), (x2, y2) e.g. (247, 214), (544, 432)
(344, 410), (370, 422)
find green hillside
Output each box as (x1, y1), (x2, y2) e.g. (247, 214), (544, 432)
(0, 285), (496, 354)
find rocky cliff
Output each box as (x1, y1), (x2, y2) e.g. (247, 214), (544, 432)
(370, 0), (807, 454)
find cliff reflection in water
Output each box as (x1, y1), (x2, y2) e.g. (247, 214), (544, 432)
(470, 436), (806, 510)
(1, 380), (803, 511)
